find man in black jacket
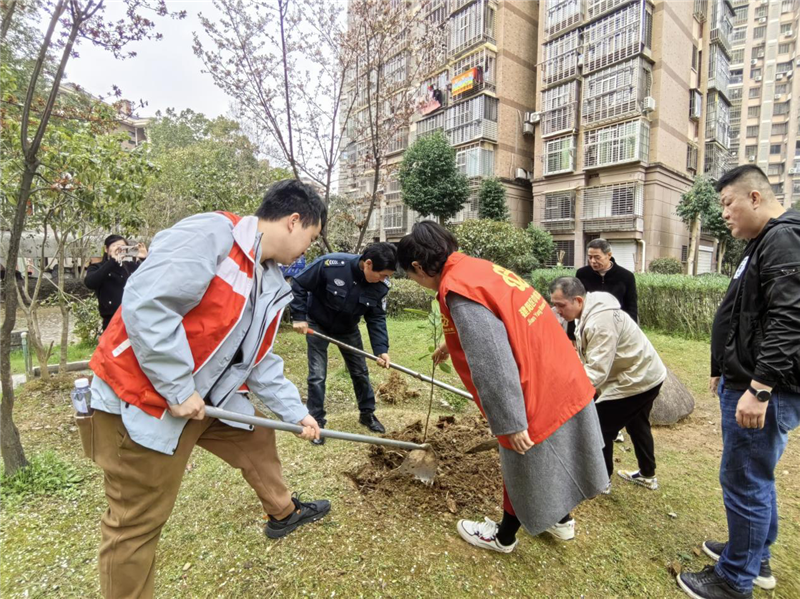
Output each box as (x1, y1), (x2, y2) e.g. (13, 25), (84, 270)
(290, 243), (396, 443)
(576, 238), (638, 323)
(678, 166), (800, 599)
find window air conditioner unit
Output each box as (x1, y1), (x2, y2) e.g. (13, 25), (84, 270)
(755, 76), (762, 82)
(751, 59), (759, 65)
(759, 17), (767, 23)
(528, 112), (541, 124)
(523, 122), (535, 136)
(577, 54), (585, 67)
(785, 30), (794, 37)
(787, 70), (794, 78)
(642, 96), (656, 113)
(775, 94), (783, 100)
(777, 72), (785, 80)
(748, 155), (756, 162)
(789, 168), (797, 174)
(515, 168), (530, 180)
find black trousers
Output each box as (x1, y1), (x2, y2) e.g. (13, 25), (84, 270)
(595, 383), (662, 478)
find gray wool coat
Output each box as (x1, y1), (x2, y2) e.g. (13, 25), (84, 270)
(448, 293), (607, 535)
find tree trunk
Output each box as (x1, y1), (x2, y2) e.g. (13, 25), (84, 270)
(687, 217), (700, 276)
(0, 165), (35, 477)
(717, 239), (727, 274)
(58, 241), (69, 373)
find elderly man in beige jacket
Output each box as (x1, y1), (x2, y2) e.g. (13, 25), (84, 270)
(551, 276), (666, 494)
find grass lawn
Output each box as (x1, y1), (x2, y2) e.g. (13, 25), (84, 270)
(1, 320), (798, 598)
(9, 341), (96, 376)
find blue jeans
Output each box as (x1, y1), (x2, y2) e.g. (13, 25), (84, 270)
(716, 380), (800, 592)
(305, 321), (376, 428)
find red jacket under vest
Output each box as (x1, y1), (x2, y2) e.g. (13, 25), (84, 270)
(89, 212), (280, 419)
(438, 252), (595, 449)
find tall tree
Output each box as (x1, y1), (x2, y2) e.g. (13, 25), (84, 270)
(702, 202), (734, 274)
(399, 131), (469, 224)
(478, 177), (509, 221)
(677, 176), (718, 276)
(0, 0), (178, 477)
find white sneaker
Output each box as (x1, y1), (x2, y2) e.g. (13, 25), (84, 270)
(617, 469), (659, 490)
(545, 518), (575, 541)
(615, 431), (625, 443)
(456, 517), (517, 553)
(601, 480), (612, 495)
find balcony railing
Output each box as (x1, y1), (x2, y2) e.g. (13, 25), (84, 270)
(582, 182), (644, 233)
(582, 57), (649, 127)
(583, 1), (645, 74)
(545, 0), (584, 39)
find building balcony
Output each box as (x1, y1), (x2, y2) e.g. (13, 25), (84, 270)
(582, 181), (644, 233)
(542, 218), (576, 232)
(583, 214), (644, 233)
(446, 119), (498, 145)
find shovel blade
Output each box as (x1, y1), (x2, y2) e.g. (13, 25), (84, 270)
(397, 448), (438, 486)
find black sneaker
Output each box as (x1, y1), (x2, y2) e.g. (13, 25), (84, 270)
(359, 413), (385, 434)
(678, 566), (752, 599)
(265, 493), (331, 539)
(702, 540), (776, 590)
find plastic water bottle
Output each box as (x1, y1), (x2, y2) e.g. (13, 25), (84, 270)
(71, 378), (93, 416)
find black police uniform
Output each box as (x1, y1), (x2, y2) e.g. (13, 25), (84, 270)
(290, 253), (390, 429)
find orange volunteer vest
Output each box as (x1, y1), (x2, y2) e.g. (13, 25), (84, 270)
(89, 212), (281, 419)
(438, 252), (595, 449)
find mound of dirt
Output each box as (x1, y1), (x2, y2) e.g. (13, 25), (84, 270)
(348, 414), (503, 515)
(376, 370), (421, 405)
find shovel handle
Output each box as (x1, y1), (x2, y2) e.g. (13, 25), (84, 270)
(205, 406), (429, 451)
(306, 329), (473, 401)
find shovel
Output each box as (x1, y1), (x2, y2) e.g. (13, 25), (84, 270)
(204, 406), (438, 485)
(306, 328), (473, 401)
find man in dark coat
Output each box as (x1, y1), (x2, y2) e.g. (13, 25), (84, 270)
(576, 238), (638, 323)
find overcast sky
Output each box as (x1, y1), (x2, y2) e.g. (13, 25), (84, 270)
(64, 2), (233, 119)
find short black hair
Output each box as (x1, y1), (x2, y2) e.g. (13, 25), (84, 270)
(550, 276), (586, 299)
(362, 242), (397, 272)
(397, 220), (458, 276)
(255, 179), (327, 228)
(714, 165), (769, 193)
(587, 238), (611, 254)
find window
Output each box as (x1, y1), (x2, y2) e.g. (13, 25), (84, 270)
(777, 61), (793, 73)
(745, 144), (758, 157)
(733, 5), (747, 25)
(753, 25), (766, 39)
(681, 245), (689, 262)
(770, 144), (783, 155)
(456, 143), (495, 178)
(445, 95), (498, 145)
(582, 58), (651, 126)
(548, 240), (575, 267)
(690, 89), (703, 120)
(705, 91), (730, 146)
(583, 2), (644, 74)
(708, 44), (731, 96)
(755, 5), (767, 17)
(543, 190), (575, 224)
(582, 182), (644, 230)
(748, 106), (760, 118)
(779, 42), (794, 54)
(776, 83), (789, 95)
(583, 119), (650, 169)
(387, 127), (409, 154)
(749, 87), (761, 99)
(692, 45), (699, 71)
(542, 80), (579, 137)
(542, 29), (581, 86)
(731, 27), (746, 45)
(730, 48), (744, 64)
(773, 123), (789, 136)
(687, 143), (699, 172)
(543, 136), (576, 175)
(729, 87), (742, 100)
(449, 0), (495, 56)
(383, 205), (404, 231)
(545, 0), (582, 38)
(730, 68), (743, 85)
(774, 102), (790, 116)
(772, 183), (784, 195)
(794, 180), (800, 195)
(751, 67), (762, 80)
(783, 0), (795, 13)
(746, 125), (759, 137)
(781, 23), (794, 36)
(751, 45), (765, 59)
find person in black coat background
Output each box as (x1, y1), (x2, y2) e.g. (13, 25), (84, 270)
(576, 238), (638, 323)
(84, 235), (147, 330)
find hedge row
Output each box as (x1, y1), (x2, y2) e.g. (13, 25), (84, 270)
(385, 278), (435, 317)
(529, 269), (730, 340)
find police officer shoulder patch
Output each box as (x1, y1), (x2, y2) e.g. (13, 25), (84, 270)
(323, 259), (345, 267)
(381, 278), (392, 288)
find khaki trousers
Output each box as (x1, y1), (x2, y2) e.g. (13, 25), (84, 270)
(79, 409), (294, 599)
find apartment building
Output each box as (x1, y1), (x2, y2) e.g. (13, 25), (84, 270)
(530, 0), (733, 273)
(727, 0), (800, 207)
(340, 0), (539, 242)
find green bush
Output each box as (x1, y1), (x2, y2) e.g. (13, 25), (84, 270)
(1, 451), (84, 504)
(529, 268), (730, 339)
(454, 219), (534, 275)
(71, 297), (103, 345)
(386, 278), (435, 317)
(649, 257), (683, 275)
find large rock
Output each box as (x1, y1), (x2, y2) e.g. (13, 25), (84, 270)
(650, 368), (695, 426)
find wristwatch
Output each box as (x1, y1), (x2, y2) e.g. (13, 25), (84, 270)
(748, 386), (772, 403)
